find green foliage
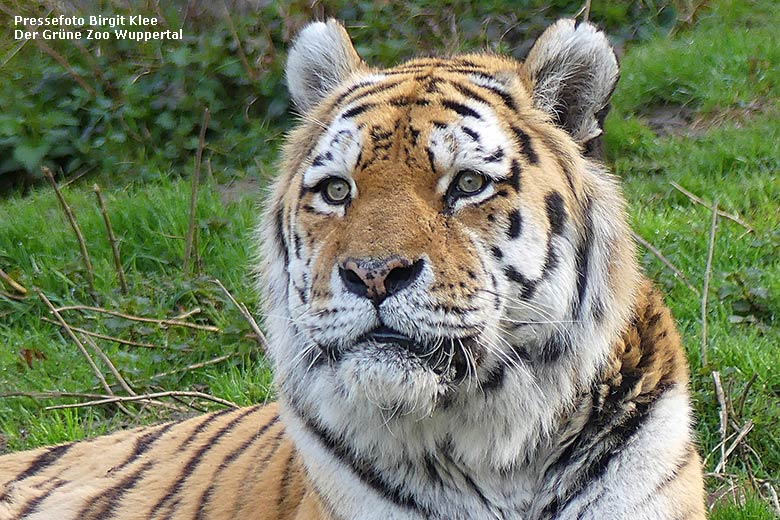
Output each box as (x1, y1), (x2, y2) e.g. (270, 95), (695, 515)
(0, 0), (696, 193)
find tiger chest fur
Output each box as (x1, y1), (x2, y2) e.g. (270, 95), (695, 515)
(1, 18), (705, 520)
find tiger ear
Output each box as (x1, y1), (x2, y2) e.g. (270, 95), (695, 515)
(523, 19), (619, 150)
(286, 19), (366, 112)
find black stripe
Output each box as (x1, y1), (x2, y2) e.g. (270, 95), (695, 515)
(476, 82), (518, 113)
(481, 363), (505, 391)
(442, 100), (481, 119)
(507, 210), (522, 239)
(289, 398), (429, 515)
(112, 421), (175, 473)
(540, 384), (673, 517)
(507, 159), (522, 192)
(148, 406), (261, 517)
(449, 80), (491, 106)
(196, 415), (282, 519)
(180, 407), (236, 450)
(544, 191), (567, 236)
(277, 449), (297, 507)
(16, 478), (69, 518)
(461, 126), (479, 141)
(275, 206), (289, 266)
(332, 79), (404, 108)
(511, 126), (539, 165)
(78, 461), (153, 519)
(438, 443), (498, 514)
(342, 103), (375, 119)
(484, 147), (504, 163)
(572, 197), (593, 319)
(16, 443), (72, 481)
(539, 333), (570, 363)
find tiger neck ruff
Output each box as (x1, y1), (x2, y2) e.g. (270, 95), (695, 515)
(1, 18), (704, 520)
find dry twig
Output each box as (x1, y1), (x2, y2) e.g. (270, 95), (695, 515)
(40, 316), (180, 350)
(43, 167), (95, 294)
(700, 199), (718, 367)
(37, 290), (133, 416)
(54, 305), (219, 332)
(631, 232), (699, 295)
(149, 353), (238, 380)
(574, 0), (592, 21)
(765, 482), (780, 517)
(93, 184), (129, 294)
(0, 268), (27, 295)
(736, 373), (758, 419)
(44, 391), (238, 411)
(714, 420), (754, 474)
(184, 107), (210, 274)
(711, 371), (728, 473)
(80, 334), (136, 396)
(671, 182), (753, 233)
(1, 391), (107, 400)
(214, 278), (268, 350)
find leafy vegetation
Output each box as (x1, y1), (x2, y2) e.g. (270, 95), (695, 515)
(1, 0), (778, 516)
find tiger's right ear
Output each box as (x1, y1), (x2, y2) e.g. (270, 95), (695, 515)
(286, 20), (366, 112)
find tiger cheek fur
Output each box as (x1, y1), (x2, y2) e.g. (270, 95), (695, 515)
(0, 17), (705, 520)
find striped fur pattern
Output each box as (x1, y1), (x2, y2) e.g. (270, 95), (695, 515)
(0, 404), (329, 519)
(1, 18), (704, 519)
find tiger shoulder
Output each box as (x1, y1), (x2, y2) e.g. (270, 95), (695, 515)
(1, 17), (705, 520)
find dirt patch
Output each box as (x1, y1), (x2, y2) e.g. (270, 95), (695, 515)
(216, 177), (261, 205)
(642, 99), (771, 137)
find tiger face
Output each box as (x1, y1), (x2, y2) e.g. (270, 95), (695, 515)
(260, 18), (640, 496)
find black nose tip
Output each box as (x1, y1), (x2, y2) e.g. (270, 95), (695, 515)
(339, 257), (424, 305)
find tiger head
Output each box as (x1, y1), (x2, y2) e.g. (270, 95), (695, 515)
(259, 19), (639, 470)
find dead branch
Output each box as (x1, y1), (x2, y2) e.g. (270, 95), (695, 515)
(42, 167), (95, 294)
(172, 307), (201, 321)
(1, 391), (107, 400)
(223, 6), (257, 81)
(93, 184), (129, 294)
(671, 181), (753, 233)
(80, 334), (136, 396)
(40, 316), (182, 350)
(0, 268), (27, 294)
(574, 0), (592, 22)
(37, 290), (134, 416)
(736, 373), (758, 419)
(30, 33), (96, 96)
(714, 420), (754, 474)
(149, 353), (238, 380)
(631, 232), (699, 295)
(214, 278), (267, 350)
(700, 199), (718, 367)
(44, 391), (239, 411)
(712, 371), (728, 473)
(765, 482), (780, 517)
(184, 107), (210, 274)
(0, 291), (26, 302)
(53, 305), (219, 332)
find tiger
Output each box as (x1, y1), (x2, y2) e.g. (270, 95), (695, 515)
(0, 18), (705, 520)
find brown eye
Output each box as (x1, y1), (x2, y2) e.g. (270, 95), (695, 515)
(322, 177), (351, 204)
(455, 170), (486, 195)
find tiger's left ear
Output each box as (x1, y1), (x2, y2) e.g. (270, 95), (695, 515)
(286, 19), (367, 112)
(523, 19), (618, 151)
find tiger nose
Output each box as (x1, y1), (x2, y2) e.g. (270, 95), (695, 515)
(339, 257), (424, 305)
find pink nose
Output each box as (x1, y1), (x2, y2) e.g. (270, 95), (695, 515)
(339, 257), (424, 305)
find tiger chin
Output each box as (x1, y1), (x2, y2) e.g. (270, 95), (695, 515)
(1, 18), (705, 520)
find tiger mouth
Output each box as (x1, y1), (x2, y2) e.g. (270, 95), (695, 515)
(356, 325), (474, 380)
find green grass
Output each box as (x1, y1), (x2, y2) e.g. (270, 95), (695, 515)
(1, 0), (779, 516)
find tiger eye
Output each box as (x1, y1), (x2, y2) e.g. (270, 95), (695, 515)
(323, 178), (350, 204)
(457, 171), (486, 194)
